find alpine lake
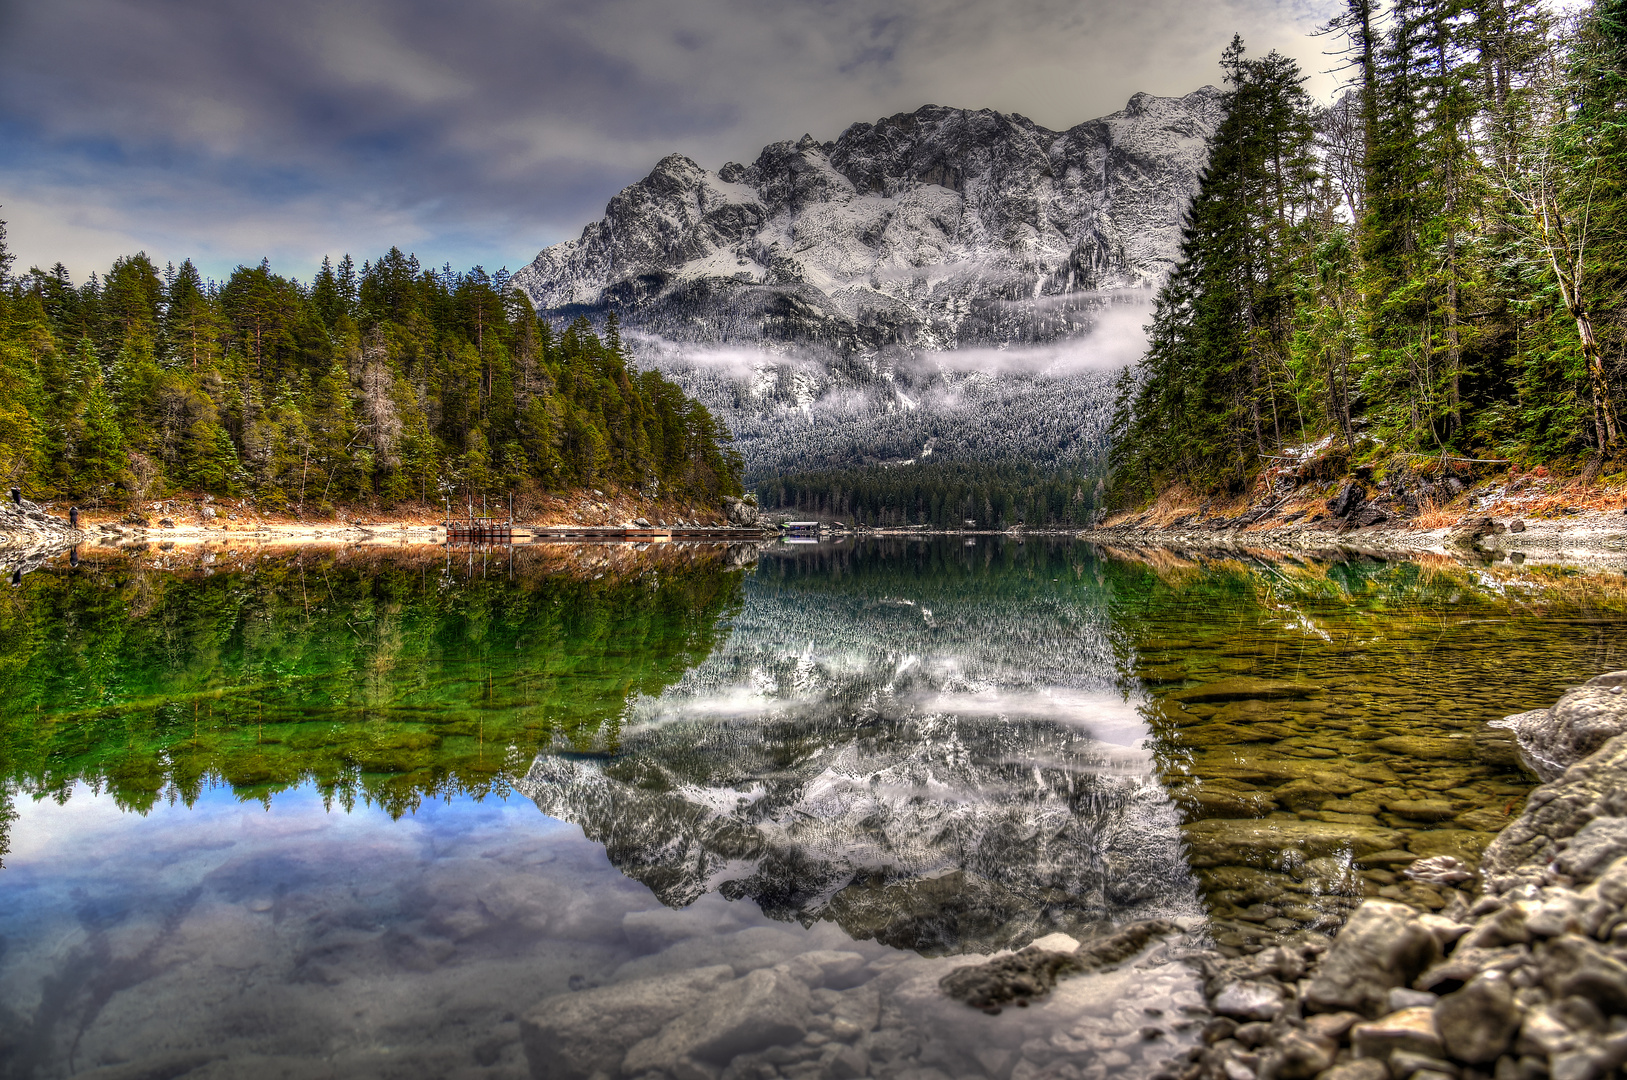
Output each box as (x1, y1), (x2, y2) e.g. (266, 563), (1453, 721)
(2, 535), (1623, 1080)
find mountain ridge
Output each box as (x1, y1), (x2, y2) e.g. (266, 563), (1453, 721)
(512, 89), (1221, 489)
(514, 88), (1222, 353)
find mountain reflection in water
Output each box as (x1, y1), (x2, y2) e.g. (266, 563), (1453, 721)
(521, 542), (1199, 954)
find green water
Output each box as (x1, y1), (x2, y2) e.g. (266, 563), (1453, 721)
(0, 544), (744, 824)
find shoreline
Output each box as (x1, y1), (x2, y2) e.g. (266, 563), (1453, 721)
(1077, 506), (1627, 569)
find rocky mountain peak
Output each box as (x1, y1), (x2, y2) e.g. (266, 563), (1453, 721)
(514, 87), (1223, 352)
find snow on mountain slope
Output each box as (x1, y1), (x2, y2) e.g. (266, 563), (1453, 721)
(513, 90), (1221, 480)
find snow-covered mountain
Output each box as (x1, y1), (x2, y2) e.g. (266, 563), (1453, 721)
(516, 90), (1220, 350)
(514, 90), (1222, 481)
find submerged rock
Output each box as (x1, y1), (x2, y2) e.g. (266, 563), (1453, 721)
(1184, 819), (1405, 868)
(938, 918), (1180, 1011)
(519, 965), (734, 1080)
(621, 967), (814, 1071)
(1433, 970), (1520, 1063)
(1169, 678), (1322, 704)
(1210, 979), (1284, 1021)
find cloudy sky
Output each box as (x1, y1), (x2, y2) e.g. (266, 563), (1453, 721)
(0, 0), (1343, 284)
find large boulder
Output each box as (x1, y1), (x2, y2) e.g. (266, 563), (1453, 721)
(722, 496), (760, 527)
(518, 965), (734, 1080)
(1304, 901), (1442, 1017)
(1480, 733), (1627, 895)
(1327, 481), (1364, 518)
(1445, 516), (1505, 551)
(1433, 971), (1520, 1063)
(1492, 673), (1627, 781)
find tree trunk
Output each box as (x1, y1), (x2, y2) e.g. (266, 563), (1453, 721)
(1575, 307), (1619, 447)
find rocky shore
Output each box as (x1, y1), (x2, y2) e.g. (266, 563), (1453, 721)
(1080, 507), (1627, 570)
(1154, 673), (1627, 1080)
(0, 495), (85, 561)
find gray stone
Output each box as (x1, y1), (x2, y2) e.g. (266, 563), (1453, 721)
(1518, 1003), (1588, 1057)
(1351, 1007), (1443, 1059)
(519, 964), (735, 1080)
(1583, 855), (1627, 907)
(1317, 1062), (1389, 1080)
(1405, 856), (1473, 886)
(1555, 817), (1627, 882)
(1434, 971), (1521, 1064)
(1537, 934), (1627, 1013)
(1525, 891), (1609, 939)
(824, 1044), (868, 1079)
(622, 967), (813, 1071)
(1388, 987), (1439, 1011)
(1474, 725), (1524, 768)
(1464, 904), (1531, 949)
(1389, 1051), (1461, 1079)
(1329, 481), (1364, 518)
(1550, 1033), (1627, 1080)
(1258, 1029), (1336, 1080)
(1446, 517), (1505, 550)
(1211, 980), (1285, 1021)
(1494, 676), (1627, 782)
(779, 950), (870, 990)
(1304, 1012), (1363, 1041)
(722, 497), (760, 527)
(1306, 901), (1442, 1017)
(1481, 734), (1627, 896)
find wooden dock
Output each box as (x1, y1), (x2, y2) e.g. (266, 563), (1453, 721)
(444, 521), (514, 543)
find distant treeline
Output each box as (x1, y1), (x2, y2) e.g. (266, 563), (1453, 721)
(1113, 0), (1627, 500)
(756, 459), (1102, 529)
(0, 241), (742, 510)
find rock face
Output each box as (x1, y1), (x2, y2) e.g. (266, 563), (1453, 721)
(1492, 671), (1627, 781)
(515, 91), (1223, 354)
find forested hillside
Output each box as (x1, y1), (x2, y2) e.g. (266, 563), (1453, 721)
(1112, 0), (1627, 501)
(756, 460), (1101, 529)
(0, 241), (742, 513)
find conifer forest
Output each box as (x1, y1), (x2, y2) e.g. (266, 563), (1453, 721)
(0, 245), (743, 512)
(1112, 0), (1627, 502)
